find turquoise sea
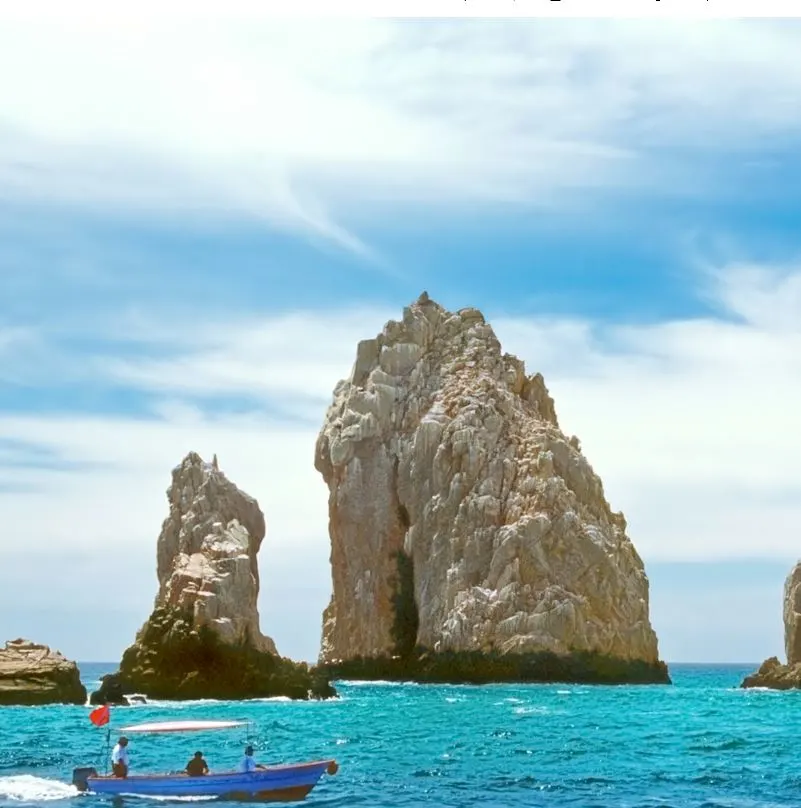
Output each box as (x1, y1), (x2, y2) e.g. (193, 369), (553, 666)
(1, 663), (799, 808)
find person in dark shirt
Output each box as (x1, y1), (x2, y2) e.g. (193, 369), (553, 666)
(185, 751), (209, 776)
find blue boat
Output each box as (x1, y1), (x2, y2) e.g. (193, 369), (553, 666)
(73, 719), (338, 802)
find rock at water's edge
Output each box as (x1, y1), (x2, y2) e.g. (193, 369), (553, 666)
(740, 656), (798, 689)
(742, 563), (801, 689)
(315, 293), (669, 685)
(0, 638), (87, 705)
(320, 650), (670, 686)
(89, 673), (127, 705)
(90, 452), (335, 702)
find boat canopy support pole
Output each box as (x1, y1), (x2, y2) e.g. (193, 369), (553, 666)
(102, 727), (111, 775)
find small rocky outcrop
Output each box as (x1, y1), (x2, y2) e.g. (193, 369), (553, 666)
(742, 563), (801, 689)
(741, 656), (797, 689)
(315, 293), (669, 685)
(90, 673), (127, 705)
(0, 639), (86, 705)
(90, 452), (335, 702)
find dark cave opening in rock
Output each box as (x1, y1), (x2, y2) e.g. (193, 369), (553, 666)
(390, 502), (419, 659)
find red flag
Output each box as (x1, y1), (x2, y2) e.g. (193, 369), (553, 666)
(89, 704), (110, 726)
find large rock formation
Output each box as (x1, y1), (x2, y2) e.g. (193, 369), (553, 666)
(0, 639), (86, 705)
(147, 450), (276, 654)
(91, 452), (334, 702)
(742, 562), (801, 689)
(315, 293), (669, 684)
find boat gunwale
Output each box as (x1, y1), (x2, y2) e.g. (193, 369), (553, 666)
(86, 759), (335, 783)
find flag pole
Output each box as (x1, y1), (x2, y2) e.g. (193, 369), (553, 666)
(104, 724), (111, 775)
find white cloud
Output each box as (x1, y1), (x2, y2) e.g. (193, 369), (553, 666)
(1, 17), (800, 251)
(100, 307), (398, 410)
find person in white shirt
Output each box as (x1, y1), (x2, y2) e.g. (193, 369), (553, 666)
(238, 745), (265, 773)
(111, 736), (129, 778)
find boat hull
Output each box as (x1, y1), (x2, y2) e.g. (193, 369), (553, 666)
(85, 759), (336, 802)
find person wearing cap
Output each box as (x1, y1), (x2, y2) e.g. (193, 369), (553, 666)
(111, 736), (129, 778)
(185, 751), (209, 777)
(238, 745), (265, 773)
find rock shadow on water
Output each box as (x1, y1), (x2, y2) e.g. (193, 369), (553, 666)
(320, 649), (671, 687)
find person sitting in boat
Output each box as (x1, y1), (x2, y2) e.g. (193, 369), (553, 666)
(111, 736), (129, 778)
(185, 751), (209, 777)
(238, 745), (266, 773)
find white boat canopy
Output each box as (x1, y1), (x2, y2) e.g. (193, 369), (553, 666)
(119, 720), (247, 734)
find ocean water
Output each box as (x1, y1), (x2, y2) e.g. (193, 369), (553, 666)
(1, 662), (799, 808)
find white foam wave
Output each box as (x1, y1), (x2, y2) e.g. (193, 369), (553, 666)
(139, 695), (311, 707)
(0, 775), (78, 802)
(337, 679), (420, 687)
(514, 706), (549, 715)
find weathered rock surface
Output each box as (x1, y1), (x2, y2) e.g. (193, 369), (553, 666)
(315, 292), (668, 684)
(149, 451), (276, 653)
(90, 452), (335, 702)
(90, 673), (127, 705)
(784, 562), (801, 666)
(741, 656), (799, 689)
(0, 639), (86, 705)
(742, 562), (801, 689)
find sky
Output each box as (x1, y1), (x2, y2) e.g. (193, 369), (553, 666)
(1, 14), (800, 666)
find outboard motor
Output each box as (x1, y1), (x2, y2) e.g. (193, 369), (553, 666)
(72, 767), (98, 792)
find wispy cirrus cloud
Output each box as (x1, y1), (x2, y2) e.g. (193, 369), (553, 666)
(99, 308), (396, 411)
(1, 16), (801, 254)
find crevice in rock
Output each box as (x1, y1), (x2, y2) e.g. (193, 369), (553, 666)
(397, 502), (410, 530)
(390, 549), (419, 659)
(390, 499), (418, 660)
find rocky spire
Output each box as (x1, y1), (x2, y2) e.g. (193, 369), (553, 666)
(90, 452), (336, 702)
(151, 451), (275, 652)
